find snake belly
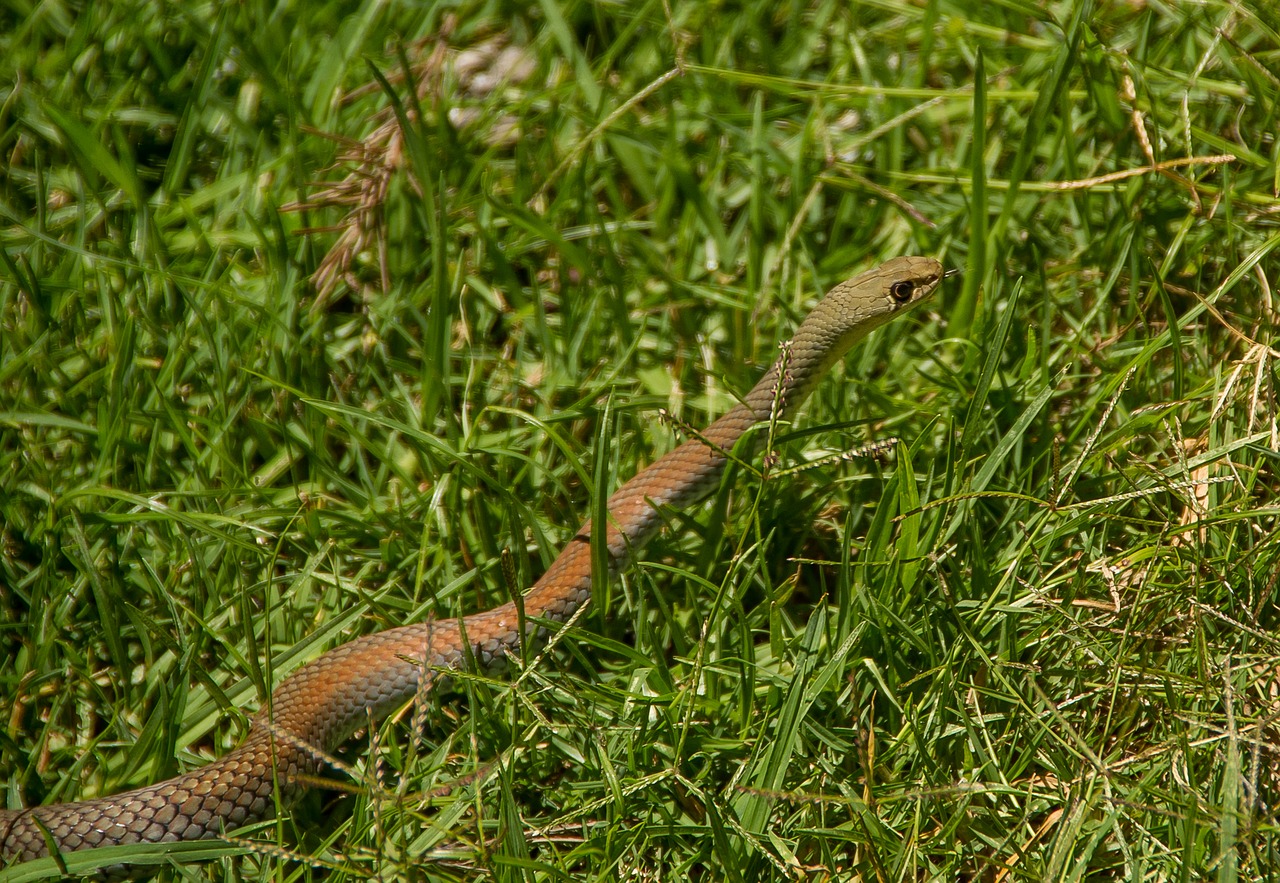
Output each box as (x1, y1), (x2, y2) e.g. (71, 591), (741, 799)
(0, 256), (943, 867)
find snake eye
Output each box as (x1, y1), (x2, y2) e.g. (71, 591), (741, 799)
(890, 280), (916, 303)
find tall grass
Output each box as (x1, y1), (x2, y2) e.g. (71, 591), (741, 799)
(1, 1), (1277, 880)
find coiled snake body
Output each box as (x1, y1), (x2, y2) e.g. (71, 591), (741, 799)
(1, 256), (943, 868)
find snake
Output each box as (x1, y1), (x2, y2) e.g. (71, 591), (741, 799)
(0, 255), (943, 869)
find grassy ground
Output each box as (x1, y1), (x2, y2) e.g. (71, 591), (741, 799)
(2, 0), (1278, 880)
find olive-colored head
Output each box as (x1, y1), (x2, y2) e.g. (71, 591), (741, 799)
(796, 255), (944, 375)
(823, 255), (943, 333)
(875, 255), (945, 312)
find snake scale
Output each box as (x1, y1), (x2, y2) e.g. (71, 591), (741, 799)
(1, 256), (943, 870)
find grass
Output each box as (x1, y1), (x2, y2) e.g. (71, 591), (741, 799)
(1, 0), (1278, 880)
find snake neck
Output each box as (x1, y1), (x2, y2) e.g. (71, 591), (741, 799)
(519, 295), (893, 623)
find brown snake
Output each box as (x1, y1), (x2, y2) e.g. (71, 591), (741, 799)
(0, 256), (943, 870)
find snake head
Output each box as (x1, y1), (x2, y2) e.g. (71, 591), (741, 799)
(878, 255), (945, 312)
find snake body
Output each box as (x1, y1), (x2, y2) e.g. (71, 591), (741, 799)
(0, 256), (943, 867)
